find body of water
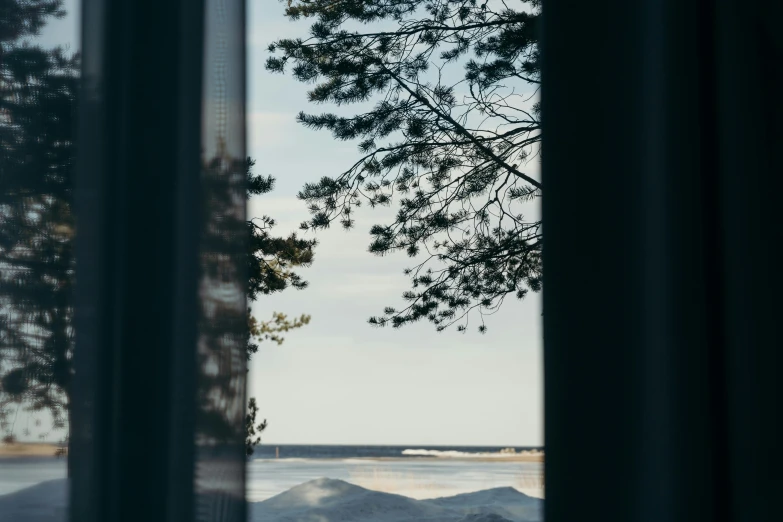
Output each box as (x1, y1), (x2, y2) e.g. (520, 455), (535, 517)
(0, 444), (545, 501)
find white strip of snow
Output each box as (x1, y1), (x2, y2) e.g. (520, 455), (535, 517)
(401, 449), (543, 459)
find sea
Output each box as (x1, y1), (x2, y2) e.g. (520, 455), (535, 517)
(0, 444), (545, 502)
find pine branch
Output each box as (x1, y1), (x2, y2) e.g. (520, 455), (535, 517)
(380, 63), (542, 190)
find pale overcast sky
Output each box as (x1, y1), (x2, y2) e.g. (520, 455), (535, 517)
(24, 0), (543, 447)
(246, 1), (543, 447)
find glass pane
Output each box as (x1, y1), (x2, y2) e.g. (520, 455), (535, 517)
(2, 1), (250, 521)
(195, 0), (248, 520)
(0, 0), (80, 519)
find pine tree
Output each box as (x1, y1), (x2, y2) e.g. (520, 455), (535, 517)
(267, 0), (542, 332)
(244, 159), (315, 455)
(0, 0), (75, 440)
(0, 1), (316, 452)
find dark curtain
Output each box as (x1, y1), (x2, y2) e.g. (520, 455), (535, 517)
(541, 1), (782, 521)
(70, 0), (247, 521)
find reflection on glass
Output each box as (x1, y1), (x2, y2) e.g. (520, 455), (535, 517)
(2, 1), (251, 521)
(195, 0), (247, 520)
(0, 1), (78, 519)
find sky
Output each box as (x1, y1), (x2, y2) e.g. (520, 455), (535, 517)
(15, 0), (543, 447)
(246, 1), (543, 447)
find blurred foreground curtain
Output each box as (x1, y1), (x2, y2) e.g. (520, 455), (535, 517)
(541, 1), (782, 521)
(70, 1), (247, 521)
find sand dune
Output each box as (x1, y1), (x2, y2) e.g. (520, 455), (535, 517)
(252, 478), (542, 522)
(0, 477), (543, 522)
(0, 480), (68, 522)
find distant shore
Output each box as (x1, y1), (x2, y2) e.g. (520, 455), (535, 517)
(359, 454), (544, 463)
(0, 442), (63, 458)
(1, 442), (542, 462)
(255, 454), (545, 463)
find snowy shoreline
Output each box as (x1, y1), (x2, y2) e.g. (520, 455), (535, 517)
(252, 454), (544, 464)
(0, 477), (543, 522)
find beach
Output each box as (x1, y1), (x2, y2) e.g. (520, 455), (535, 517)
(1, 444), (544, 521)
(0, 443), (63, 458)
